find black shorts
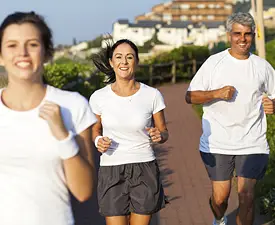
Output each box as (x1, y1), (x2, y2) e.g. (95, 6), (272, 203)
(200, 152), (269, 181)
(97, 160), (165, 216)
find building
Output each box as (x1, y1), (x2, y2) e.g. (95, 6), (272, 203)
(157, 21), (226, 46)
(135, 0), (234, 23)
(112, 20), (163, 46)
(234, 0), (275, 28)
(112, 19), (226, 47)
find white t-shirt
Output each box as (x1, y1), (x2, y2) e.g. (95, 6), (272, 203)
(0, 85), (97, 225)
(188, 49), (275, 155)
(89, 83), (165, 166)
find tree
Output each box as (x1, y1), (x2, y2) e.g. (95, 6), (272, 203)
(87, 35), (103, 48)
(72, 37), (77, 45)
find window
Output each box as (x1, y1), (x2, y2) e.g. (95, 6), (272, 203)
(197, 15), (203, 20)
(180, 4), (190, 9)
(208, 4), (215, 8)
(207, 15), (215, 20)
(197, 4), (205, 9)
(191, 15), (197, 20)
(143, 28), (151, 35)
(216, 5), (221, 8)
(120, 28), (126, 33)
(163, 14), (172, 21)
(180, 15), (188, 21)
(172, 4), (180, 9)
(224, 4), (232, 9)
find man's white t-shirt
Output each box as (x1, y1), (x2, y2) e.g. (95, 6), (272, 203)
(188, 49), (275, 155)
(89, 83), (166, 166)
(0, 85), (97, 225)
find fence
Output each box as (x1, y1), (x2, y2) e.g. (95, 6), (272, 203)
(136, 59), (203, 86)
(0, 59), (204, 90)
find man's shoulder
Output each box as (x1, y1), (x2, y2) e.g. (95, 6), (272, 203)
(208, 50), (228, 61)
(202, 50), (229, 69)
(250, 53), (268, 65)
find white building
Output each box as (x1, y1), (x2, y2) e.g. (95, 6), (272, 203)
(112, 19), (226, 47)
(112, 20), (162, 46)
(234, 0), (275, 28)
(157, 21), (191, 47)
(69, 42), (88, 55)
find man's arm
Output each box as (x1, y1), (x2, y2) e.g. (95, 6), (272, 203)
(185, 86), (236, 104)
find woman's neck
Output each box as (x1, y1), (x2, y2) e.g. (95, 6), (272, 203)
(2, 81), (47, 111)
(111, 79), (140, 97)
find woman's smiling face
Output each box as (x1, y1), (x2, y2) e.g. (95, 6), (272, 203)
(109, 42), (138, 81)
(0, 22), (46, 82)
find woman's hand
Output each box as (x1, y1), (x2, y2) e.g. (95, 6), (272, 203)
(39, 101), (68, 140)
(97, 137), (112, 153)
(146, 127), (162, 143)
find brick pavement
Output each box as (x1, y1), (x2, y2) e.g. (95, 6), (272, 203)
(154, 82), (268, 225)
(72, 82), (268, 225)
(154, 83), (238, 225)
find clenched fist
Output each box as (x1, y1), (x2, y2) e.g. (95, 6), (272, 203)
(39, 101), (68, 140)
(262, 95), (275, 114)
(146, 127), (162, 143)
(216, 86), (236, 101)
(97, 137), (112, 153)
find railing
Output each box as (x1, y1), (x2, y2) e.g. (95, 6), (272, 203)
(0, 59), (204, 90)
(136, 59), (203, 86)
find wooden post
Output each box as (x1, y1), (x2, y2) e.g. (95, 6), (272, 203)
(171, 60), (176, 84)
(149, 64), (153, 86)
(256, 0), (266, 59)
(251, 0), (259, 54)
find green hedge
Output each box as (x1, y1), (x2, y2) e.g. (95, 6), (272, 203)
(0, 75), (7, 89)
(266, 40), (275, 68)
(44, 62), (105, 98)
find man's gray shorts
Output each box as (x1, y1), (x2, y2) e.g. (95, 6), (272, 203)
(200, 152), (269, 181)
(97, 160), (165, 216)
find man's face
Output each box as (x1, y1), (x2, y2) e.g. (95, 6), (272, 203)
(227, 23), (255, 59)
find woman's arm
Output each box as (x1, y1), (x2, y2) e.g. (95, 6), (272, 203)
(92, 114), (103, 142)
(63, 127), (95, 202)
(39, 101), (95, 202)
(91, 114), (111, 153)
(147, 110), (169, 144)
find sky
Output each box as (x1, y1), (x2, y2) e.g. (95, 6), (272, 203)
(0, 0), (166, 45)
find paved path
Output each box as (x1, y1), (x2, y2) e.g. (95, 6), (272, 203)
(154, 83), (239, 225)
(72, 82), (268, 225)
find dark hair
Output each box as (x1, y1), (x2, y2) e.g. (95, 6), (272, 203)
(0, 11), (54, 60)
(92, 39), (139, 83)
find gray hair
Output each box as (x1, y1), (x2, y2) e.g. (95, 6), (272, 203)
(226, 12), (255, 33)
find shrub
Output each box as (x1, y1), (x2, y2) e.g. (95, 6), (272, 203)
(44, 62), (104, 98)
(0, 75), (8, 88)
(266, 40), (275, 68)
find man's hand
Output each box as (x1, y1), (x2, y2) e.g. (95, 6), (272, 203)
(215, 86), (236, 101)
(262, 95), (274, 114)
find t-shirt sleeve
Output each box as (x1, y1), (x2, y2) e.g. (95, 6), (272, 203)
(188, 58), (212, 91)
(153, 89), (166, 114)
(74, 94), (97, 134)
(89, 91), (102, 115)
(265, 61), (275, 98)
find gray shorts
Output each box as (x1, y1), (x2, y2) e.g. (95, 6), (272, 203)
(200, 152), (269, 181)
(97, 160), (165, 216)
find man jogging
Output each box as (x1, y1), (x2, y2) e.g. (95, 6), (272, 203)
(186, 12), (275, 225)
